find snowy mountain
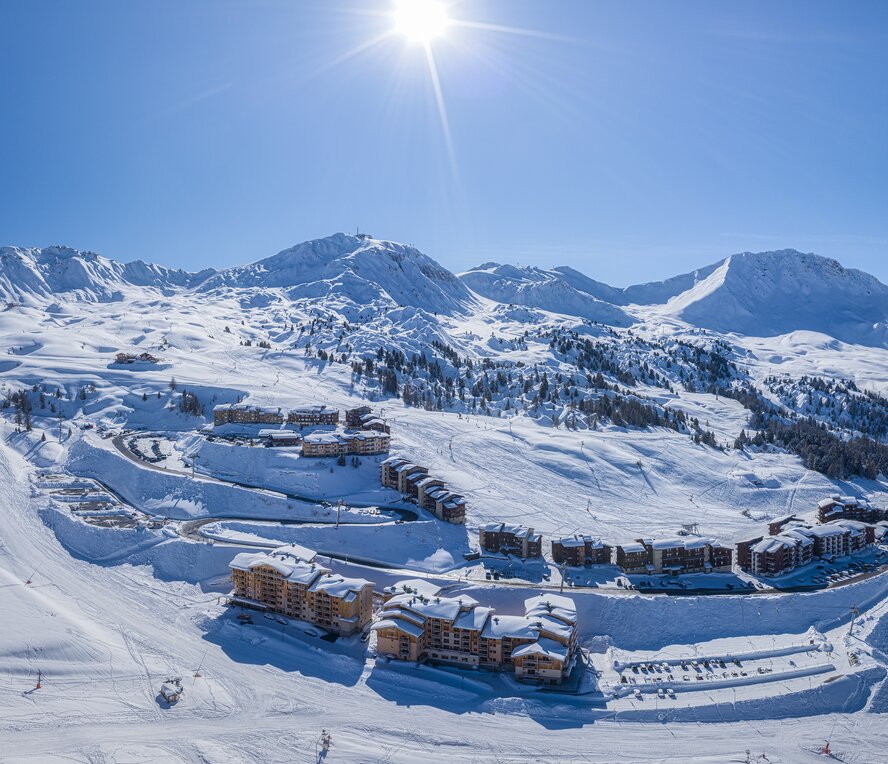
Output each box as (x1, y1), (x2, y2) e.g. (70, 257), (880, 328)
(199, 233), (476, 316)
(0, 245), (214, 305)
(657, 249), (888, 346)
(458, 263), (632, 326)
(5, 239), (888, 349)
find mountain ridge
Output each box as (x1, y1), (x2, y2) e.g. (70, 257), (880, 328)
(4, 236), (888, 346)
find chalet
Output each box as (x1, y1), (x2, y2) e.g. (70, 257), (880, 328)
(229, 545), (373, 635)
(551, 535), (612, 567)
(259, 429), (302, 448)
(287, 405), (340, 426)
(213, 403), (284, 426)
(115, 351), (160, 364)
(478, 523), (542, 559)
(372, 588), (577, 685)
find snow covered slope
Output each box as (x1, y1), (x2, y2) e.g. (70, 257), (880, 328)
(654, 250), (888, 345)
(0, 245), (214, 305)
(459, 263), (632, 325)
(199, 233), (476, 315)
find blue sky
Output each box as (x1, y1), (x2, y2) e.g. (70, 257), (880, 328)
(2, 0), (886, 285)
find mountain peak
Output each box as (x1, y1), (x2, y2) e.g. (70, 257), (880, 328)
(660, 248), (888, 345)
(198, 233), (475, 315)
(459, 262), (632, 326)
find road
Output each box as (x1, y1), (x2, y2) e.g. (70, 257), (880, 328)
(111, 431), (418, 521)
(109, 432), (888, 599)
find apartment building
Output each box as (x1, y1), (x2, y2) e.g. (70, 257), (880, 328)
(750, 518), (877, 577)
(301, 430), (391, 457)
(615, 541), (651, 573)
(551, 535), (612, 567)
(378, 457), (466, 524)
(614, 536), (733, 575)
(372, 587), (578, 685)
(817, 495), (887, 525)
(287, 405), (340, 426)
(750, 530), (815, 577)
(229, 545), (373, 635)
(213, 403), (284, 426)
(479, 523), (543, 559)
(345, 405), (372, 427)
(361, 417), (391, 434)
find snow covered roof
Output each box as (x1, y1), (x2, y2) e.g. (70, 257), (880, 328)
(309, 573), (372, 601)
(229, 544), (322, 582)
(454, 605), (494, 632)
(553, 534), (608, 548)
(383, 579), (442, 599)
(290, 404), (337, 414)
(303, 432), (343, 444)
(619, 542), (647, 554)
(524, 594), (577, 625)
(481, 614), (537, 639)
(214, 402), (280, 414)
(511, 637), (570, 662)
(382, 592), (479, 623)
(266, 431), (301, 440)
(371, 618), (424, 638)
(342, 430), (389, 442)
(481, 522), (539, 541)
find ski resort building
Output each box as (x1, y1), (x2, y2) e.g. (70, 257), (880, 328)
(372, 587), (577, 684)
(259, 430), (302, 448)
(114, 351), (159, 364)
(287, 405), (340, 426)
(614, 537), (733, 575)
(346, 405), (391, 433)
(749, 519), (877, 577)
(478, 523), (543, 559)
(345, 405), (372, 427)
(229, 545), (373, 635)
(817, 495), (886, 525)
(550, 535), (612, 567)
(380, 458), (429, 494)
(360, 417), (391, 434)
(301, 430), (391, 457)
(213, 403), (284, 426)
(380, 458), (466, 524)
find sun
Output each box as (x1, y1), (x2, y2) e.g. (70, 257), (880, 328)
(392, 0), (449, 44)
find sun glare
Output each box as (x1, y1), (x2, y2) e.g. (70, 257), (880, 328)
(393, 0), (449, 44)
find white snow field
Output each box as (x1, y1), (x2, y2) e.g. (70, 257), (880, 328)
(1, 236), (888, 761)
